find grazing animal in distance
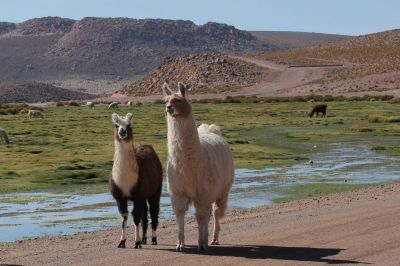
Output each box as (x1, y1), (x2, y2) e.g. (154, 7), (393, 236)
(309, 104), (327, 118)
(110, 113), (163, 249)
(27, 109), (44, 119)
(127, 101), (133, 107)
(87, 102), (95, 109)
(0, 128), (10, 144)
(163, 81), (234, 252)
(108, 102), (119, 110)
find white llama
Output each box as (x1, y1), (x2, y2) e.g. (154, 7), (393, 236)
(0, 128), (10, 144)
(27, 109), (44, 119)
(163, 82), (234, 252)
(127, 101), (133, 107)
(87, 102), (95, 109)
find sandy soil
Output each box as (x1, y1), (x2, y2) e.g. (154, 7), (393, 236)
(2, 183), (400, 265)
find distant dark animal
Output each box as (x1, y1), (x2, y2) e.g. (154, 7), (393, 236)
(309, 104), (327, 118)
(110, 113), (163, 249)
(108, 102), (119, 110)
(0, 128), (9, 144)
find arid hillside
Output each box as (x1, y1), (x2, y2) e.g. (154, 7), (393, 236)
(0, 82), (95, 103)
(250, 31), (350, 49)
(117, 54), (266, 96)
(253, 29), (400, 95)
(0, 17), (266, 94)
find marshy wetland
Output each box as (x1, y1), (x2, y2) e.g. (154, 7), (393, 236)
(1, 100), (400, 241)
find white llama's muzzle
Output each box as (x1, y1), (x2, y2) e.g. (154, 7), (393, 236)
(166, 105), (174, 115)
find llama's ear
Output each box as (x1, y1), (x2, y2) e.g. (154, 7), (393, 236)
(178, 82), (187, 98)
(111, 113), (119, 124)
(162, 82), (172, 96)
(125, 113), (133, 122)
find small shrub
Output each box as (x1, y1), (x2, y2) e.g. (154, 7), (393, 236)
(349, 125), (374, 132)
(386, 116), (400, 123)
(68, 101), (80, 106)
(153, 99), (164, 104)
(368, 115), (384, 123)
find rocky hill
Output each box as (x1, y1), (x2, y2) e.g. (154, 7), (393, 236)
(0, 17), (266, 94)
(0, 82), (95, 103)
(117, 54), (265, 96)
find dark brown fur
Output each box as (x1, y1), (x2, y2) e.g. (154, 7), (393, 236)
(109, 137), (163, 248)
(309, 104), (327, 118)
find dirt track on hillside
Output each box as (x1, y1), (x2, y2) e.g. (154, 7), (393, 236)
(2, 183), (400, 265)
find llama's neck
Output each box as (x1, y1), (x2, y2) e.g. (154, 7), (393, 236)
(167, 113), (201, 164)
(112, 138), (139, 196)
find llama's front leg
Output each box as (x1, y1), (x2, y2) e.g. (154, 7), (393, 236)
(171, 196), (189, 252)
(132, 200), (145, 249)
(141, 203), (149, 244)
(116, 199), (128, 248)
(194, 202), (212, 252)
(149, 196), (160, 245)
(211, 197), (227, 245)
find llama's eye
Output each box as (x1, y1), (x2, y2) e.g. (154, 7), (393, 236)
(115, 125), (119, 128)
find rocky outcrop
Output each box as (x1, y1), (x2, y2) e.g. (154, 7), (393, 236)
(118, 54), (265, 96)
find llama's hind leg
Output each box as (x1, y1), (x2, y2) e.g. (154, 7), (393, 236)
(141, 203), (149, 244)
(212, 196), (228, 245)
(116, 199), (128, 248)
(149, 195), (160, 245)
(132, 200), (146, 249)
(171, 196), (189, 251)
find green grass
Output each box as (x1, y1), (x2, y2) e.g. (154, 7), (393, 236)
(273, 183), (374, 203)
(1, 101), (400, 194)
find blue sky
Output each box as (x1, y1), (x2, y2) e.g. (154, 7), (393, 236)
(1, 0), (400, 36)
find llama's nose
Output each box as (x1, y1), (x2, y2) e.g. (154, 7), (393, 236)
(119, 128), (127, 138)
(166, 105), (174, 114)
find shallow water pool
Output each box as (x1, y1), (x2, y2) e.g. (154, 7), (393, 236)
(1, 145), (400, 242)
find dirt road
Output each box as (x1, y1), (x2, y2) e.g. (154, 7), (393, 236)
(2, 183), (400, 265)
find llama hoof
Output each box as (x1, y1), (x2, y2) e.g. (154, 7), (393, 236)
(118, 240), (126, 248)
(176, 243), (185, 252)
(134, 241), (142, 249)
(197, 244), (208, 252)
(151, 237), (157, 245)
(141, 237), (147, 245)
(211, 239), (219, 245)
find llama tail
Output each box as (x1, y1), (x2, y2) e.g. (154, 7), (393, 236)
(197, 123), (222, 136)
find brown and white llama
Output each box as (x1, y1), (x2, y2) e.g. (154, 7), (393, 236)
(163, 82), (234, 252)
(108, 102), (119, 110)
(109, 113), (163, 249)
